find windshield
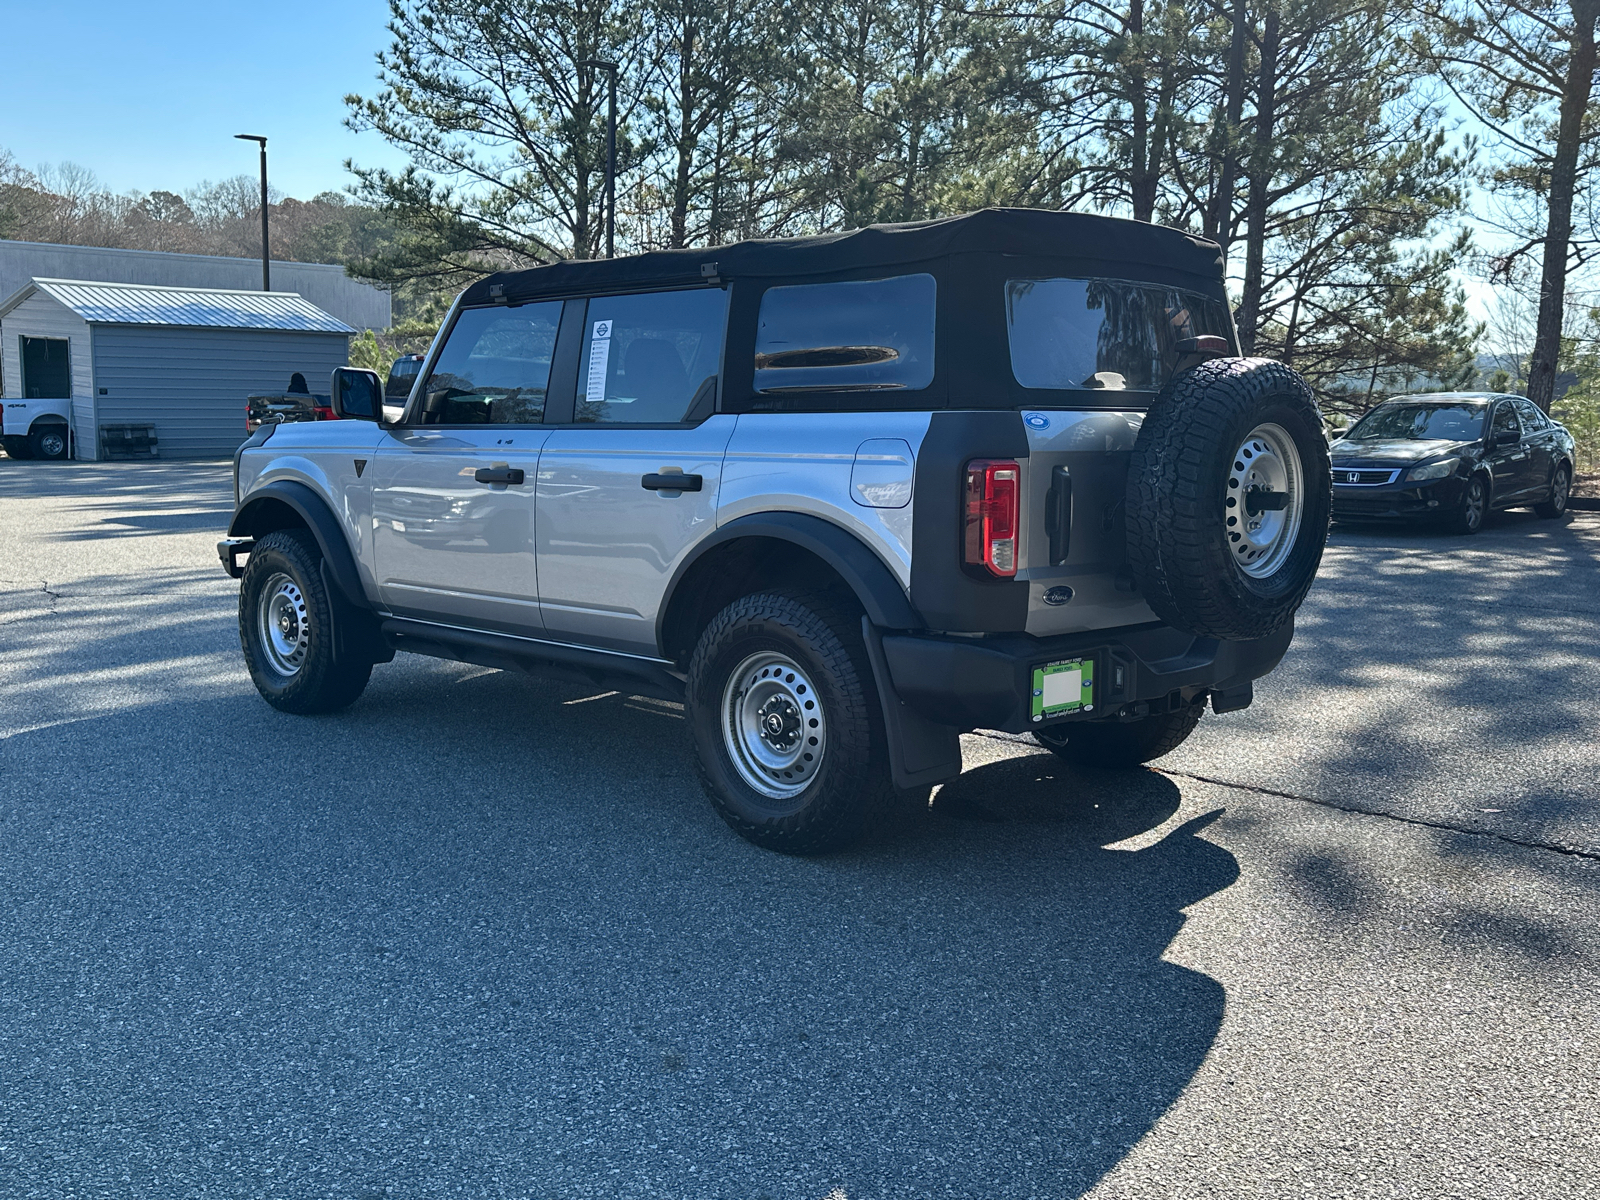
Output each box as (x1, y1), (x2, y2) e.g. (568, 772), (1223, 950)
(1005, 277), (1233, 391)
(1346, 403), (1486, 442)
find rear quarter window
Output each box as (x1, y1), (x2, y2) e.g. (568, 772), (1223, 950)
(754, 273), (936, 394)
(1006, 278), (1232, 392)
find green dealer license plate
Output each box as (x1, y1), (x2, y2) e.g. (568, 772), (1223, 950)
(1031, 658), (1095, 721)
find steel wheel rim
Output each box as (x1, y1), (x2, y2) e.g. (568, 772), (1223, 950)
(39, 432), (65, 457)
(1224, 422), (1304, 579)
(257, 572), (310, 677)
(721, 651), (826, 801)
(1465, 480), (1485, 529)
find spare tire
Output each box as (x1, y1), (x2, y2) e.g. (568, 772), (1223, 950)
(1124, 357), (1330, 641)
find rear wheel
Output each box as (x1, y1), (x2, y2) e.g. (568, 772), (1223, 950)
(1535, 464), (1571, 519)
(1446, 474), (1488, 534)
(29, 424), (68, 460)
(238, 529), (373, 713)
(1034, 705), (1204, 768)
(686, 591), (891, 854)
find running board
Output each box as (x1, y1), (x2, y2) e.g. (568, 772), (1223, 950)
(380, 618), (686, 703)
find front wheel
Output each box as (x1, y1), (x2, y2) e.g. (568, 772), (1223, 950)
(686, 591), (891, 854)
(238, 530), (373, 713)
(1034, 704), (1204, 768)
(1535, 464), (1571, 519)
(1446, 474), (1488, 535)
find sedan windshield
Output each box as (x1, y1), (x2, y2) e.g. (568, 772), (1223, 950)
(1346, 403), (1485, 442)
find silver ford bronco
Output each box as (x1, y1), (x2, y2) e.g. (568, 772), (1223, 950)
(220, 209), (1332, 853)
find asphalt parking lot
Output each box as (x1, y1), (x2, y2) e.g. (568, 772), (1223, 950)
(1, 461), (1596, 1200)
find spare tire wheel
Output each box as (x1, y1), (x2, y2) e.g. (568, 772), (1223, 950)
(1124, 358), (1331, 641)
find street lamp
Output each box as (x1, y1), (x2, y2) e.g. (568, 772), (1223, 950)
(578, 60), (617, 259)
(234, 134), (270, 290)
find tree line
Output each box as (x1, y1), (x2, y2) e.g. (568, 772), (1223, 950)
(2, 0), (1593, 418)
(343, 0), (1596, 414)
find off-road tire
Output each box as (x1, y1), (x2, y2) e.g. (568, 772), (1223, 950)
(29, 424), (68, 460)
(686, 590), (892, 854)
(1445, 473), (1489, 535)
(2, 436), (34, 460)
(238, 529), (373, 714)
(1034, 704), (1204, 768)
(1125, 358), (1331, 641)
(1535, 464), (1571, 519)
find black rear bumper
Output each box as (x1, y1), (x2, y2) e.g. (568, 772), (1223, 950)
(880, 620), (1293, 735)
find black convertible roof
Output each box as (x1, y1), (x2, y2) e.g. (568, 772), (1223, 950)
(460, 208), (1225, 307)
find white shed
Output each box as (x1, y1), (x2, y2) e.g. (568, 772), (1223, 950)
(0, 278), (354, 460)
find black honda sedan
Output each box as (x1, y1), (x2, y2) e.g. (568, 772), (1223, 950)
(1330, 392), (1575, 534)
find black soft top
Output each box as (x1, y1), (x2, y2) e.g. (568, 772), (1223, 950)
(461, 208), (1225, 306)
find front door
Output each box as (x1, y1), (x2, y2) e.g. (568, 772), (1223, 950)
(371, 299), (564, 633)
(1485, 401), (1535, 503)
(535, 286), (731, 655)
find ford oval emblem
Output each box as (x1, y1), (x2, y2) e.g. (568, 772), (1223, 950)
(1025, 413), (1050, 429)
(1043, 585), (1074, 606)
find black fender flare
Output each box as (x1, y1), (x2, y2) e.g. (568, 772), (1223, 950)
(229, 479), (369, 609)
(659, 511), (923, 645)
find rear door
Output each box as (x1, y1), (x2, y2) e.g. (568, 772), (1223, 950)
(535, 286), (731, 655)
(1513, 399), (1556, 492)
(371, 300), (564, 633)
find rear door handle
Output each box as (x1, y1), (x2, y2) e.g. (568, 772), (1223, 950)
(641, 473), (703, 492)
(474, 466), (524, 485)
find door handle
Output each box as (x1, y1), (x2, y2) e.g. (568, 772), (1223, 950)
(474, 466), (524, 485)
(641, 472), (703, 492)
(1044, 465), (1072, 564)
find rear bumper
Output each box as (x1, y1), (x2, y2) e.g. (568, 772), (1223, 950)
(880, 620), (1294, 734)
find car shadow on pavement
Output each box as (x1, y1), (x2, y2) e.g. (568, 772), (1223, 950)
(0, 644), (1239, 1199)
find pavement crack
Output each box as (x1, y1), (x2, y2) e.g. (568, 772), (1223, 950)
(1154, 768), (1600, 862)
(971, 730), (1600, 862)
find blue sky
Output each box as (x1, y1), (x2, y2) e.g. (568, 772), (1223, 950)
(0, 0), (409, 199)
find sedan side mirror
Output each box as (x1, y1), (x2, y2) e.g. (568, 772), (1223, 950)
(1492, 429), (1520, 448)
(330, 367), (383, 421)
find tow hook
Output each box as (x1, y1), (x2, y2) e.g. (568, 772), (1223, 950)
(217, 537), (255, 579)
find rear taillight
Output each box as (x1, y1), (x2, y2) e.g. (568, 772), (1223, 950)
(314, 405), (338, 421)
(964, 459), (1020, 577)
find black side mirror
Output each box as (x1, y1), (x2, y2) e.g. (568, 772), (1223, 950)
(1492, 428), (1520, 448)
(330, 367), (383, 421)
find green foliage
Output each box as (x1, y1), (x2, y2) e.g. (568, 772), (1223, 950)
(1554, 309), (1600, 473)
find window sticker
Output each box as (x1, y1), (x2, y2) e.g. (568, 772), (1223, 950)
(585, 319), (613, 405)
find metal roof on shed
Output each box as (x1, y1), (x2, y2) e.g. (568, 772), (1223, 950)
(0, 277), (355, 333)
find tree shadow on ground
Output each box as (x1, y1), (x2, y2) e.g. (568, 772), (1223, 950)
(0, 650), (1236, 1199)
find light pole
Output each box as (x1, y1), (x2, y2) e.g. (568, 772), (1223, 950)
(234, 134), (270, 290)
(578, 60), (617, 259)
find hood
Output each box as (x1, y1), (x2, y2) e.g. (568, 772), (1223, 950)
(1330, 437), (1471, 464)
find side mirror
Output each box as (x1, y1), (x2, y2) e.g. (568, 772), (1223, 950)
(1492, 428), (1520, 448)
(330, 367), (383, 421)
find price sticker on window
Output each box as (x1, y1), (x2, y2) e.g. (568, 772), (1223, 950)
(586, 320), (613, 404)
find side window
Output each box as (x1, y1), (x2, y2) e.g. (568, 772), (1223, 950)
(577, 287), (728, 424)
(1491, 403), (1522, 441)
(1514, 399), (1547, 430)
(419, 301), (562, 425)
(754, 273), (936, 394)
